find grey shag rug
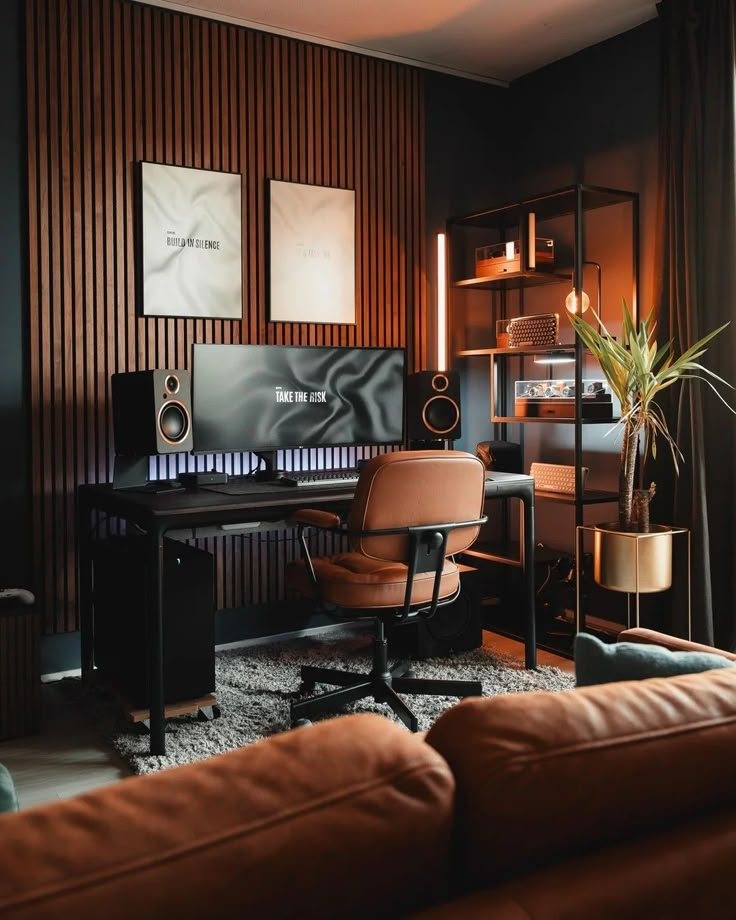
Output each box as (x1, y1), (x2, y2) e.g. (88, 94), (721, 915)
(74, 635), (575, 776)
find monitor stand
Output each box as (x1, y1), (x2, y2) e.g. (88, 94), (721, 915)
(252, 451), (289, 484)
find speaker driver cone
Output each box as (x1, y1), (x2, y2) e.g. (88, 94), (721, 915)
(422, 395), (460, 435)
(158, 401), (190, 444)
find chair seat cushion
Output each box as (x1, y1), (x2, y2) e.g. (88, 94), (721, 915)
(286, 553), (460, 610)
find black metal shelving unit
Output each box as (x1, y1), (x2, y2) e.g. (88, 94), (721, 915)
(446, 183), (640, 651)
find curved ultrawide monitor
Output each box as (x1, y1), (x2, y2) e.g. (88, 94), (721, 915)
(191, 344), (405, 454)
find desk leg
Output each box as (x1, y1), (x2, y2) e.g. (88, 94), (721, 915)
(147, 527), (166, 756)
(522, 490), (537, 669)
(77, 491), (94, 684)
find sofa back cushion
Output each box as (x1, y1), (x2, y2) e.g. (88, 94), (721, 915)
(0, 714), (454, 919)
(425, 667), (736, 889)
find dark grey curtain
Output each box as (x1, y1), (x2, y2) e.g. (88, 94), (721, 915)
(656, 0), (736, 647)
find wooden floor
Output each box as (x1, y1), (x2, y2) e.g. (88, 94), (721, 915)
(0, 632), (574, 810)
(487, 631), (575, 673)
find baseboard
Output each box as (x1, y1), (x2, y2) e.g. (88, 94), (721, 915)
(213, 621), (366, 653)
(41, 620), (367, 683)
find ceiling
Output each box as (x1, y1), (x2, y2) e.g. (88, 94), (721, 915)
(136, 0), (658, 84)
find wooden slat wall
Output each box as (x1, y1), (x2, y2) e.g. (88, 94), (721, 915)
(0, 609), (41, 740)
(25, 0), (428, 634)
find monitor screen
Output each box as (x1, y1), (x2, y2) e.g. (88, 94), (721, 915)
(191, 344), (405, 454)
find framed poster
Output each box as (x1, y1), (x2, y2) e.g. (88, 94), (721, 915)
(268, 180), (355, 324)
(139, 162), (242, 319)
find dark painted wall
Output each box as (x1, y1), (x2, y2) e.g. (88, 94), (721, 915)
(510, 21), (660, 560)
(0, 0), (30, 589)
(423, 21), (660, 545)
(425, 72), (514, 227)
(511, 19), (660, 305)
(424, 72), (516, 452)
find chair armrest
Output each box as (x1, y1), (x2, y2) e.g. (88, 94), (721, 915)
(291, 513), (488, 538)
(618, 627), (736, 661)
(290, 509), (342, 530)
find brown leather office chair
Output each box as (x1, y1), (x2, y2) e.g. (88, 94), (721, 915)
(286, 450), (488, 731)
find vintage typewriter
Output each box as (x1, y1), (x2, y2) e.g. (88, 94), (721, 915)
(507, 313), (559, 348)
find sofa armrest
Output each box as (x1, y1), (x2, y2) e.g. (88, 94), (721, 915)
(426, 667), (736, 892)
(0, 714), (454, 920)
(618, 627), (736, 661)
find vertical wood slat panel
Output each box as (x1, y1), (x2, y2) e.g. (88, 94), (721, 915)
(26, 0), (428, 635)
(0, 609), (41, 741)
(25, 0), (42, 639)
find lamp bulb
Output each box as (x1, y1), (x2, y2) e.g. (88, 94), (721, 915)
(565, 288), (590, 314)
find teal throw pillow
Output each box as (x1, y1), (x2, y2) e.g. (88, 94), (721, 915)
(575, 632), (736, 687)
(0, 763), (18, 813)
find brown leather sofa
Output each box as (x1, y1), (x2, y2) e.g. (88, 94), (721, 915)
(1, 626), (735, 919)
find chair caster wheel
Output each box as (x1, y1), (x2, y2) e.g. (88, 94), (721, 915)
(299, 681), (316, 693)
(197, 704), (222, 722)
(292, 718), (312, 729)
(404, 669), (416, 680)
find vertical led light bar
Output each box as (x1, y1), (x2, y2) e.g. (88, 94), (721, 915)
(436, 232), (447, 371)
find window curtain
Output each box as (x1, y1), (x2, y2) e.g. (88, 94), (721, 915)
(655, 0), (736, 647)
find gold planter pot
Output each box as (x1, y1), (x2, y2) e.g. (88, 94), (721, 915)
(593, 524), (673, 594)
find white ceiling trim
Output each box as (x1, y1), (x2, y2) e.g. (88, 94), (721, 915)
(129, 0), (510, 87)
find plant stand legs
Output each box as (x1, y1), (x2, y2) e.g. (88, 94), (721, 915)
(576, 525), (691, 640)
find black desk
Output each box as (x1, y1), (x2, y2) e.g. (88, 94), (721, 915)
(77, 471), (535, 754)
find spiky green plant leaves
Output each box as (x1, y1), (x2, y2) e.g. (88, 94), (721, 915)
(567, 300), (733, 527)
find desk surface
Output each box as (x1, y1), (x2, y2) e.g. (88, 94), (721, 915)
(78, 470), (535, 533)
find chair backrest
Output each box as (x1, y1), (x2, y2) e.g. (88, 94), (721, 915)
(348, 450), (486, 562)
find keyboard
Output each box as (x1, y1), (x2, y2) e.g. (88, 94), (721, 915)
(530, 462), (588, 494)
(279, 470), (360, 488)
(200, 470), (361, 494)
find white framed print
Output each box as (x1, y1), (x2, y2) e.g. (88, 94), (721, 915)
(139, 162), (242, 319)
(268, 180), (356, 324)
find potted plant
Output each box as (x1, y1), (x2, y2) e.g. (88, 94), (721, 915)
(568, 301), (733, 592)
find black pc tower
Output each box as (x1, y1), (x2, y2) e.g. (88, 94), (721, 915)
(388, 565), (482, 659)
(92, 537), (215, 709)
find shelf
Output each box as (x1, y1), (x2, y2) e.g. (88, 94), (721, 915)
(456, 344), (579, 358)
(491, 416), (618, 425)
(447, 181), (639, 647)
(490, 344), (577, 356)
(453, 271), (571, 291)
(535, 488), (619, 505)
(462, 540), (522, 567)
(448, 183), (638, 230)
